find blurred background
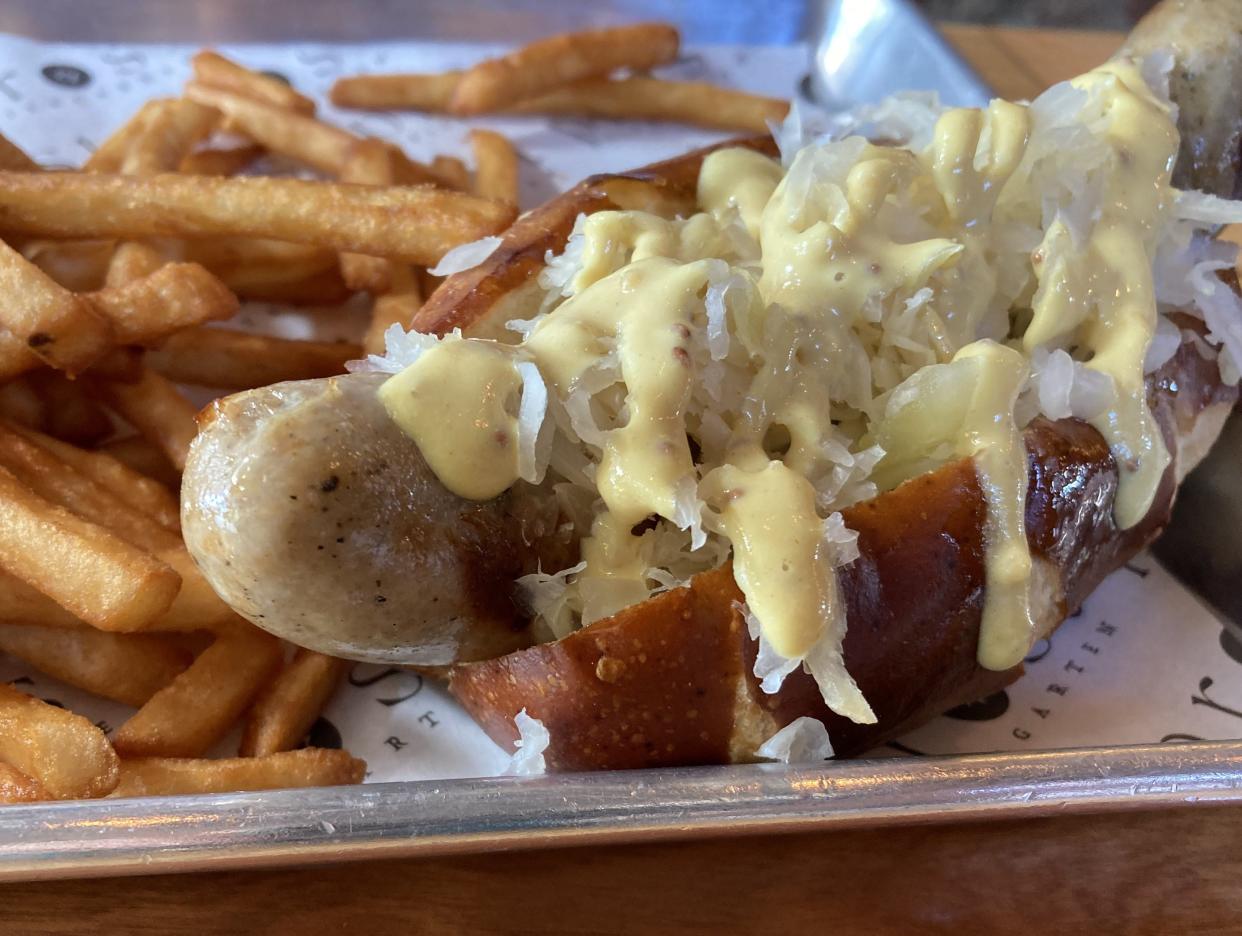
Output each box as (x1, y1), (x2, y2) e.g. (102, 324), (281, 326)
(0, 0), (1162, 43)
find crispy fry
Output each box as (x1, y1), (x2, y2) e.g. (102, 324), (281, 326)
(92, 367), (198, 471)
(22, 238), (113, 292)
(511, 75), (790, 132)
(89, 261), (239, 346)
(470, 129), (520, 207)
(330, 70), (463, 111)
(0, 569), (83, 628)
(184, 82), (356, 175)
(104, 240), (164, 287)
(83, 100), (161, 173)
(191, 50), (316, 115)
(91, 346), (145, 382)
(223, 263), (353, 305)
(179, 143), (264, 176)
(240, 650), (348, 756)
(0, 171), (517, 266)
(365, 265), (423, 355)
(6, 422), (179, 529)
(0, 238), (113, 373)
(0, 622), (191, 707)
(449, 23), (681, 115)
(0, 377), (43, 428)
(0, 132), (39, 171)
(112, 748), (366, 797)
(0, 421), (180, 552)
(99, 434), (181, 490)
(339, 138), (399, 293)
(148, 547), (245, 634)
(0, 682), (120, 799)
(430, 154), (472, 191)
(0, 464), (181, 630)
(147, 327), (358, 389)
(118, 98), (221, 176)
(112, 627), (283, 758)
(0, 761), (45, 803)
(0, 332), (140, 388)
(25, 369), (113, 446)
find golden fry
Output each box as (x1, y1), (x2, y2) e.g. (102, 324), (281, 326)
(0, 622), (191, 707)
(0, 682), (120, 799)
(0, 465), (181, 631)
(0, 377), (43, 428)
(112, 748), (366, 797)
(450, 23), (681, 115)
(22, 238), (113, 292)
(339, 138), (399, 293)
(92, 367), (199, 471)
(191, 50), (316, 115)
(0, 761), (45, 803)
(0, 238), (113, 373)
(511, 76), (790, 132)
(179, 143), (264, 176)
(470, 129), (520, 206)
(147, 327), (359, 390)
(104, 240), (164, 288)
(0, 421), (180, 552)
(0, 131), (39, 171)
(118, 98), (221, 176)
(365, 265), (423, 355)
(185, 82), (355, 175)
(99, 434), (181, 491)
(89, 261), (239, 346)
(90, 346), (145, 383)
(6, 422), (179, 529)
(112, 627), (283, 758)
(25, 369), (113, 446)
(330, 70), (462, 111)
(83, 100), (161, 172)
(0, 569), (83, 628)
(240, 650), (348, 756)
(0, 171), (517, 266)
(148, 547), (247, 634)
(430, 154), (471, 191)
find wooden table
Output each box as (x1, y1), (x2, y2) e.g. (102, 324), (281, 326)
(8, 24), (1242, 936)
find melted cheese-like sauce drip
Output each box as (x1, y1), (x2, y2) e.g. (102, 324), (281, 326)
(378, 338), (522, 501)
(379, 58), (1180, 688)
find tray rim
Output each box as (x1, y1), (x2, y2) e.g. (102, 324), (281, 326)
(1, 739), (1240, 882)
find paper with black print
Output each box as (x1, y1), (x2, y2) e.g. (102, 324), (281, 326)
(0, 35), (1237, 782)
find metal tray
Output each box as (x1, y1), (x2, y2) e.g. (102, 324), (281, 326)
(1, 0), (1240, 883)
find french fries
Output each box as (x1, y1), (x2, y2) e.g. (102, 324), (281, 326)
(0, 569), (84, 629)
(99, 435), (181, 491)
(184, 82), (356, 176)
(449, 23), (681, 115)
(191, 50), (316, 116)
(83, 100), (162, 172)
(338, 138), (401, 293)
(23, 369), (113, 446)
(365, 265), (423, 355)
(0, 682), (120, 799)
(5, 422), (180, 529)
(0, 171), (517, 266)
(117, 98), (221, 176)
(91, 367), (199, 471)
(89, 261), (240, 345)
(179, 143), (264, 177)
(240, 650), (349, 756)
(470, 129), (520, 207)
(0, 622), (191, 707)
(0, 132), (39, 172)
(146, 327), (359, 390)
(331, 70), (463, 112)
(113, 748), (366, 797)
(0, 238), (114, 373)
(112, 627), (283, 758)
(0, 761), (45, 803)
(0, 464), (181, 630)
(511, 76), (790, 132)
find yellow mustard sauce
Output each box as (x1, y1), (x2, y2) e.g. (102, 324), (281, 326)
(377, 56), (1179, 703)
(377, 338), (524, 501)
